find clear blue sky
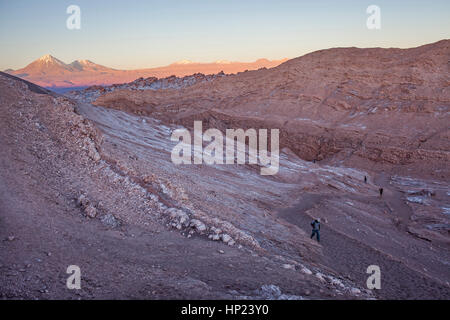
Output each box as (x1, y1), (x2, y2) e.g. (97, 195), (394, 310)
(1, 0), (449, 70)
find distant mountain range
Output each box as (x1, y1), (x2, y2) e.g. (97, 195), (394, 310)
(5, 55), (288, 88)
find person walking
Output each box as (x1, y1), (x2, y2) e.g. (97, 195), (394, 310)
(311, 219), (321, 242)
(379, 188), (384, 198)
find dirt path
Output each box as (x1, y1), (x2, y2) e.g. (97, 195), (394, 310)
(278, 193), (450, 299)
(373, 172), (413, 231)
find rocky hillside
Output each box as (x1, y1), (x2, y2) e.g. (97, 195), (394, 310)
(0, 72), (377, 299)
(93, 40), (450, 178)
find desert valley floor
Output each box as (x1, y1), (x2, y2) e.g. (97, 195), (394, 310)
(1, 41), (449, 299)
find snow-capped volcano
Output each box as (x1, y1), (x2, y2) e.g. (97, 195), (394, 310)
(37, 54), (66, 66)
(172, 60), (196, 65)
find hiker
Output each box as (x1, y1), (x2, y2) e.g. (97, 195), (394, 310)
(379, 188), (384, 198)
(364, 176), (367, 184)
(310, 219), (321, 242)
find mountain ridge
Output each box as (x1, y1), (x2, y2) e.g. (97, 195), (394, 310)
(6, 55), (288, 88)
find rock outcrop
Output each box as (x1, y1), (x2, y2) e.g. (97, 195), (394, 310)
(93, 40), (450, 177)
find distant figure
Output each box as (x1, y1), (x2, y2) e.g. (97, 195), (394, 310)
(311, 219), (321, 242)
(313, 159), (317, 164)
(364, 176), (368, 184)
(379, 188), (384, 198)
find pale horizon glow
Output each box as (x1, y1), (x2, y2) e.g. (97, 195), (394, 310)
(0, 0), (449, 70)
